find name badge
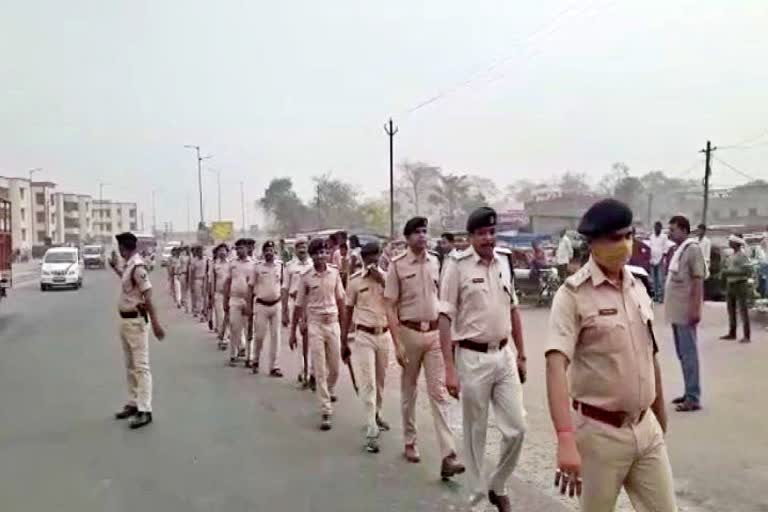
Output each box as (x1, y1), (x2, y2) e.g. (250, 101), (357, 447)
(310, 285), (319, 290)
(404, 273), (416, 280)
(359, 287), (369, 293)
(472, 278), (485, 284)
(599, 308), (618, 316)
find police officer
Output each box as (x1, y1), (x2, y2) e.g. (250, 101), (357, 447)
(179, 246), (191, 312)
(250, 240), (284, 376)
(223, 239), (254, 366)
(190, 245), (207, 320)
(341, 242), (392, 454)
(440, 207), (527, 511)
(720, 234), (752, 343)
(545, 199), (675, 511)
(383, 216), (464, 478)
(282, 237), (314, 387)
(169, 247), (181, 308)
(211, 243), (230, 349)
(290, 238), (346, 431)
(110, 232), (166, 430)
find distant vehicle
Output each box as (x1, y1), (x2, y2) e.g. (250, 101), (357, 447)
(133, 232), (158, 256)
(82, 244), (106, 269)
(40, 247), (83, 291)
(160, 241), (181, 267)
(0, 198), (11, 303)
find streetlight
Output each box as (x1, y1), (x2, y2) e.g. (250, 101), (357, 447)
(239, 181), (246, 236)
(98, 182), (109, 242)
(183, 145), (213, 229)
(207, 168), (222, 221)
(28, 168), (42, 249)
(151, 188), (159, 235)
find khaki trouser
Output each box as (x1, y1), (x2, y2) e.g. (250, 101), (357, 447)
(119, 317), (152, 412)
(229, 298), (247, 359)
(251, 301), (282, 370)
(191, 278), (204, 315)
(309, 316), (341, 415)
(180, 275), (189, 310)
(173, 276), (181, 307)
(456, 345), (526, 500)
(214, 292), (226, 338)
(398, 325), (456, 458)
(576, 407), (677, 512)
(289, 301), (312, 377)
(352, 329), (391, 438)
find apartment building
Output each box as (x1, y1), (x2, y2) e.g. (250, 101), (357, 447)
(92, 200), (138, 242)
(52, 193), (93, 245)
(0, 176), (34, 252)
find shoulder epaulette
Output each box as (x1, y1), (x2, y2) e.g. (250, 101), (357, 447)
(350, 270), (363, 280)
(494, 247), (512, 256)
(451, 248), (472, 261)
(391, 252), (407, 262)
(565, 265), (591, 290)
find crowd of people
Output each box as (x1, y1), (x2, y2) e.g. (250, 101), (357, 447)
(107, 200), (721, 512)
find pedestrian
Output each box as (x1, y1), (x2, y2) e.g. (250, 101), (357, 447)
(556, 228), (573, 280)
(545, 198), (675, 511)
(440, 207), (526, 510)
(110, 232), (166, 430)
(332, 231), (351, 287)
(696, 223), (712, 278)
(223, 239), (254, 366)
(666, 215), (705, 412)
(290, 237), (346, 431)
(341, 242), (392, 454)
(383, 216), (464, 478)
(166, 247), (176, 297)
(282, 237), (314, 388)
(169, 247), (181, 307)
(647, 221), (672, 303)
(250, 240), (284, 376)
(348, 234), (363, 274)
(212, 243), (230, 349)
(179, 246), (191, 312)
(720, 234), (752, 343)
(439, 232), (457, 258)
(244, 238), (257, 351)
(190, 246), (207, 320)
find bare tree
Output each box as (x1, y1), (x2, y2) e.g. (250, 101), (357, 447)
(398, 160), (439, 216)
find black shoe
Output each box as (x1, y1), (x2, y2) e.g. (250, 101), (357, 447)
(229, 357), (238, 367)
(365, 437), (380, 453)
(270, 368), (283, 378)
(671, 396), (686, 405)
(115, 405), (138, 420)
(309, 375), (316, 392)
(739, 337), (752, 344)
(330, 395), (338, 403)
(244, 360), (252, 368)
(320, 414), (332, 431)
(376, 414), (391, 432)
(129, 411), (153, 429)
(238, 348), (246, 358)
(720, 334), (737, 341)
(252, 362), (259, 374)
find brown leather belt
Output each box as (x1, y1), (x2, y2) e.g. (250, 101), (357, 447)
(458, 338), (507, 353)
(400, 320), (438, 332)
(256, 298), (281, 307)
(573, 400), (646, 428)
(356, 324), (389, 335)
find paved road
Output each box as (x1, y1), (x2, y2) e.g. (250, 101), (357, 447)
(0, 268), (569, 512)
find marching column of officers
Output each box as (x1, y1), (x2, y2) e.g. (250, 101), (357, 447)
(109, 199), (679, 512)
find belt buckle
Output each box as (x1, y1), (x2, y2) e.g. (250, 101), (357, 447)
(487, 340), (500, 352)
(419, 321), (429, 332)
(374, 326), (383, 335)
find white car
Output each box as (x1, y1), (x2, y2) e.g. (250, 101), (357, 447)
(160, 242), (181, 267)
(40, 247), (84, 291)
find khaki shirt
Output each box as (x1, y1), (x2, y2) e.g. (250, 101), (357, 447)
(383, 248), (441, 322)
(252, 260), (283, 302)
(170, 256), (180, 275)
(346, 267), (388, 328)
(296, 265), (345, 320)
(228, 258), (254, 299)
(440, 247), (518, 343)
(284, 257), (313, 299)
(119, 253), (152, 312)
(190, 257), (207, 281)
(212, 259), (229, 293)
(664, 241), (705, 325)
(545, 258), (657, 414)
(179, 254), (190, 275)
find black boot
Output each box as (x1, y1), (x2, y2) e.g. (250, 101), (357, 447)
(129, 411), (153, 429)
(115, 405), (138, 420)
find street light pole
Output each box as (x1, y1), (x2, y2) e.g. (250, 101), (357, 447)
(239, 181), (246, 235)
(151, 189), (157, 235)
(184, 145), (213, 229)
(98, 181), (109, 242)
(384, 118), (398, 239)
(28, 168), (42, 249)
(208, 169), (222, 221)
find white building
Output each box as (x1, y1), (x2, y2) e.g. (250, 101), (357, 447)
(92, 200), (138, 242)
(0, 176), (34, 252)
(52, 193), (93, 245)
(30, 181), (57, 246)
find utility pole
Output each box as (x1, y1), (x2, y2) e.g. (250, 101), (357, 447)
(186, 194), (191, 233)
(151, 189), (157, 235)
(646, 192), (653, 227)
(98, 181), (109, 242)
(208, 169), (222, 221)
(184, 145), (212, 229)
(384, 118), (399, 239)
(28, 168), (42, 249)
(699, 140), (717, 225)
(239, 181), (246, 235)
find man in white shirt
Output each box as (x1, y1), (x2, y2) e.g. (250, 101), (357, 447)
(555, 229), (574, 280)
(696, 223), (712, 277)
(646, 221), (672, 303)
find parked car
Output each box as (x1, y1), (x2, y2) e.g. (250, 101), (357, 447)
(160, 241), (181, 266)
(82, 244), (106, 269)
(40, 247), (84, 291)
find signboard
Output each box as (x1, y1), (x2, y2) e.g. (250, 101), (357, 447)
(210, 221), (234, 241)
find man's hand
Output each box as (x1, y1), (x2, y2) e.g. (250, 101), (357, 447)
(688, 308), (701, 326)
(341, 342), (351, 364)
(445, 366), (460, 399)
(555, 433), (582, 498)
(394, 342), (408, 368)
(289, 331), (297, 351)
(517, 356), (527, 384)
(282, 309), (290, 327)
(152, 322), (166, 341)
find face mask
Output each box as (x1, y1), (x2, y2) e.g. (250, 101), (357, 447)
(591, 239), (632, 273)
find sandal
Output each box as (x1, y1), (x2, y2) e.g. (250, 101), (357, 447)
(671, 396), (686, 404)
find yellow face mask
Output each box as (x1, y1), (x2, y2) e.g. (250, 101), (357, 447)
(591, 239), (633, 273)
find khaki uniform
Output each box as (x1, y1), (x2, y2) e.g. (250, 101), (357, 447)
(296, 265), (345, 415)
(170, 256), (181, 306)
(285, 257), (314, 373)
(190, 256), (207, 316)
(227, 258), (254, 359)
(546, 258), (676, 512)
(440, 247), (526, 500)
(212, 259), (229, 338)
(384, 248), (456, 458)
(346, 267), (391, 439)
(179, 253), (191, 311)
(250, 259), (284, 369)
(118, 253), (153, 412)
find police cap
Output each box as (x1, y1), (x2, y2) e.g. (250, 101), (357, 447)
(360, 241), (381, 258)
(466, 207), (497, 233)
(403, 216), (428, 237)
(308, 238), (326, 256)
(262, 240), (275, 251)
(234, 238), (248, 247)
(245, 238), (256, 246)
(578, 198), (633, 238)
(214, 243), (228, 252)
(115, 232), (137, 248)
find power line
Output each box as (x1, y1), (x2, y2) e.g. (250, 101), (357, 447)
(713, 156), (759, 182)
(671, 158), (704, 179)
(718, 130), (768, 150)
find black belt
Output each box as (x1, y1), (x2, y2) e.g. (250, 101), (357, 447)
(356, 324), (389, 335)
(256, 298), (281, 307)
(119, 309), (147, 322)
(573, 400), (646, 428)
(457, 338), (507, 352)
(401, 320), (438, 332)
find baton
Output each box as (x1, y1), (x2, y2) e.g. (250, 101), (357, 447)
(345, 359), (359, 395)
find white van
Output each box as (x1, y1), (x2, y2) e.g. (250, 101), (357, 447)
(40, 247), (84, 291)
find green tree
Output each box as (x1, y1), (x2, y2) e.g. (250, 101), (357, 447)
(357, 197), (390, 235)
(311, 173), (359, 229)
(559, 171), (592, 195)
(259, 178), (309, 235)
(428, 173), (471, 230)
(398, 160), (440, 216)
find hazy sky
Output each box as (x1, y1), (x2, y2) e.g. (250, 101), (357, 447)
(2, 0), (767, 230)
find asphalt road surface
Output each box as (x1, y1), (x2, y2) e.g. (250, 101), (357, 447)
(1, 268), (766, 511)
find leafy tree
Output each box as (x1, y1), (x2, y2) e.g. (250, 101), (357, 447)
(559, 171), (592, 195)
(428, 173), (470, 229)
(311, 172), (359, 229)
(357, 197), (390, 235)
(259, 178), (309, 235)
(599, 162), (631, 195)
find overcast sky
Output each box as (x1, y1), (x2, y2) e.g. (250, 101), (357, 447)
(2, 0), (767, 230)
